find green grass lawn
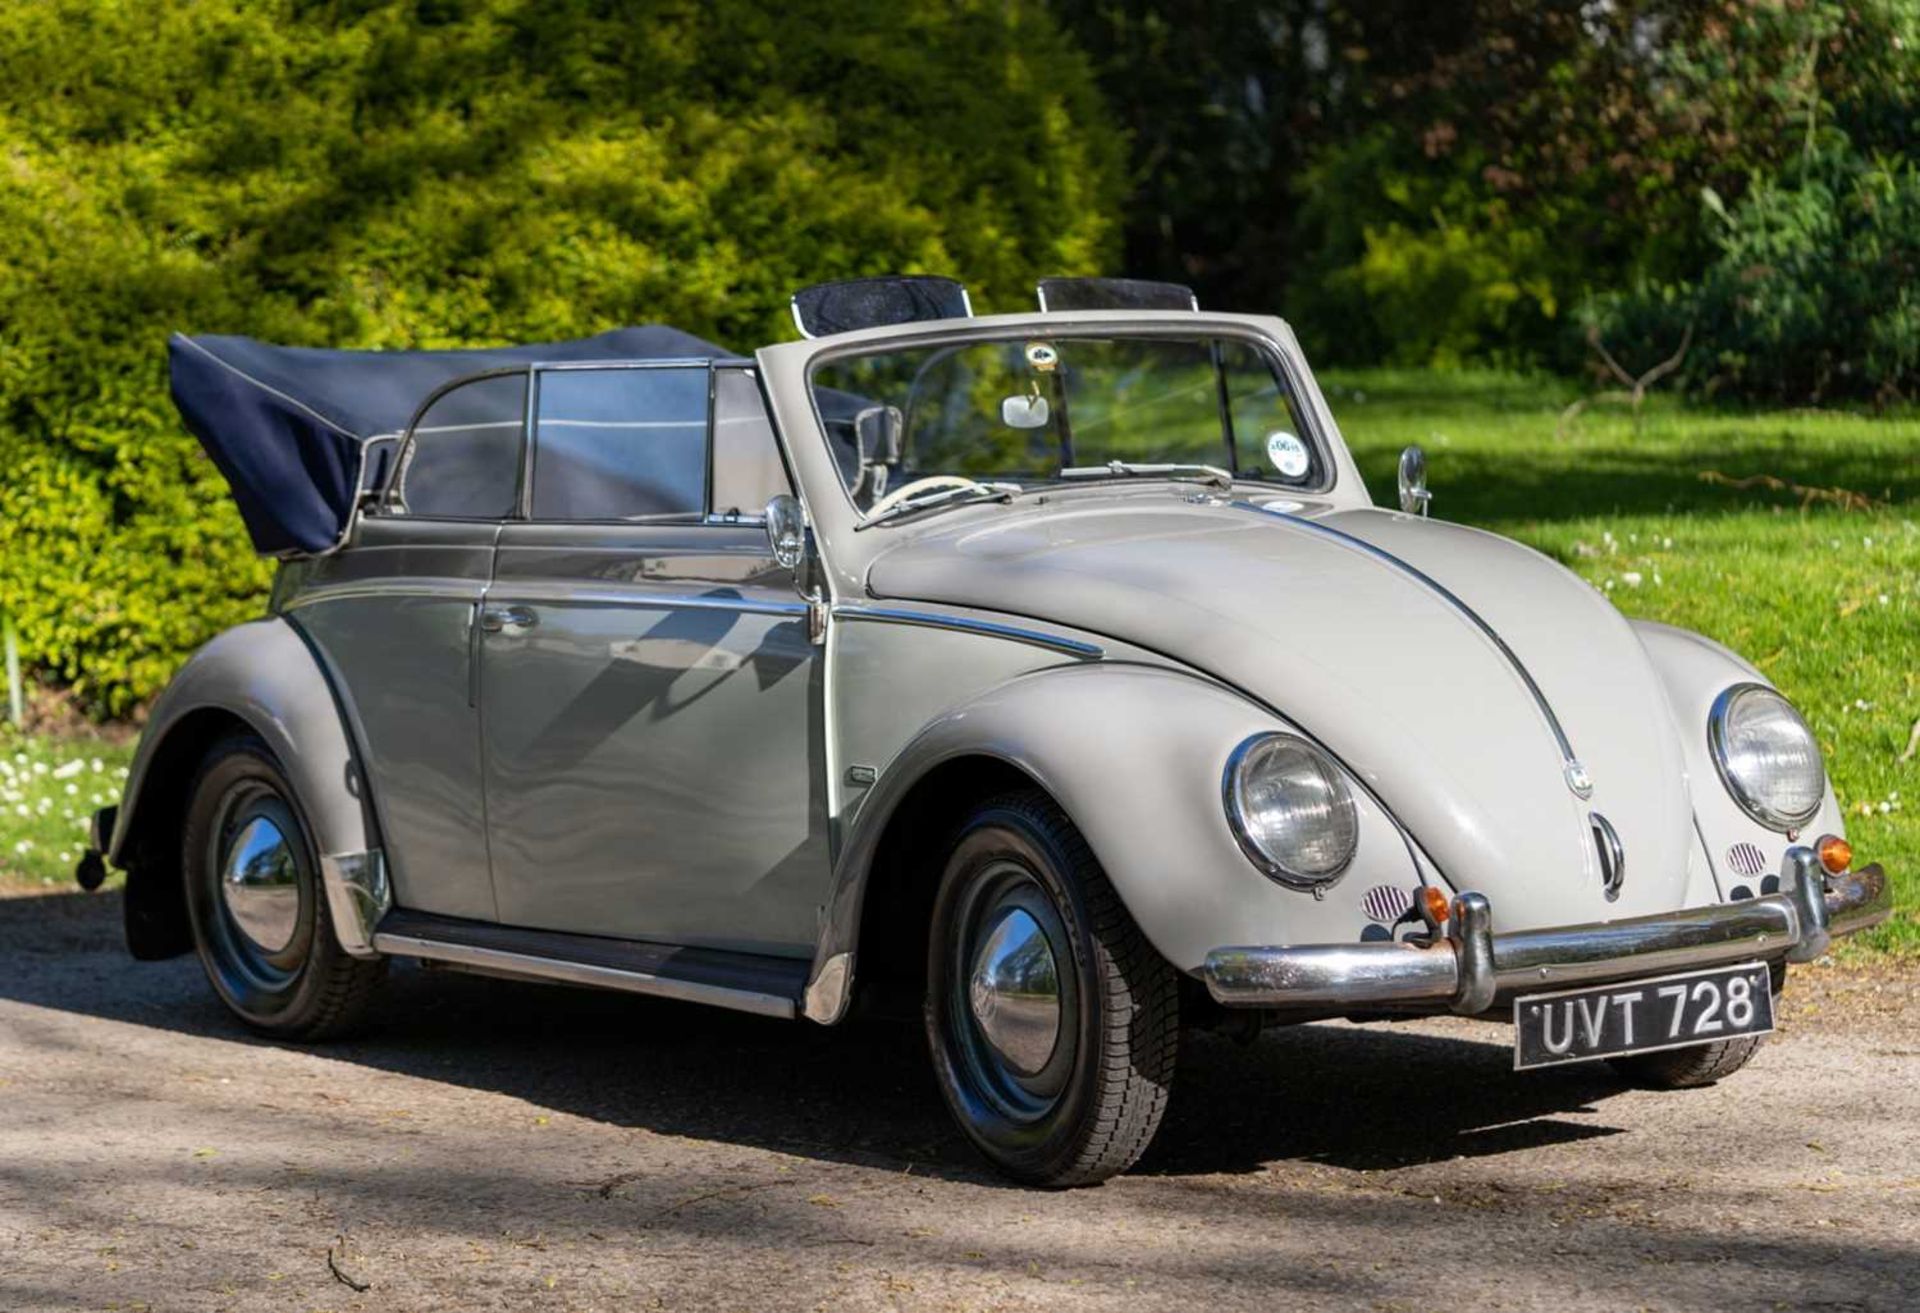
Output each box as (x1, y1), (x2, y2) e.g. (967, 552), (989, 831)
(0, 727), (133, 890)
(2, 367), (1913, 954)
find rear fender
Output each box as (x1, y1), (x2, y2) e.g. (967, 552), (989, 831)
(109, 617), (389, 959)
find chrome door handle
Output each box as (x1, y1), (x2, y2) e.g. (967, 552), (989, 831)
(479, 605), (537, 635)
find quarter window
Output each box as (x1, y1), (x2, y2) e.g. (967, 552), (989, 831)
(710, 368), (792, 517)
(532, 367), (708, 521)
(389, 372), (527, 519)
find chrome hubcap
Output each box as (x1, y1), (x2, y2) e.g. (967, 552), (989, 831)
(967, 907), (1062, 1077)
(220, 815), (300, 954)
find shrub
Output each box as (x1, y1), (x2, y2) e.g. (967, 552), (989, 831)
(1584, 150), (1920, 404)
(0, 0), (1122, 716)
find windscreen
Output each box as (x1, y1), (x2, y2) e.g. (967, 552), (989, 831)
(810, 335), (1321, 514)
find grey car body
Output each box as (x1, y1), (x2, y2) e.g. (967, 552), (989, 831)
(95, 299), (1889, 1185)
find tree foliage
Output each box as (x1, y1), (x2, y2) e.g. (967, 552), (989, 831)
(0, 0), (1122, 713)
(1588, 149), (1920, 403)
(1059, 0), (1920, 376)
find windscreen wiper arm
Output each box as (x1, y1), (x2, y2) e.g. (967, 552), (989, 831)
(857, 482), (1018, 529)
(1059, 461), (1235, 491)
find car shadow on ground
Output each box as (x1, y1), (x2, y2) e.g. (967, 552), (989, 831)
(1, 890), (1625, 1185)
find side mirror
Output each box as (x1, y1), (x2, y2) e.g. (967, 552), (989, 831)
(764, 493), (806, 570)
(1397, 444), (1431, 517)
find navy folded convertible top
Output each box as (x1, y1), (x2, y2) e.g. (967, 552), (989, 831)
(170, 326), (730, 557)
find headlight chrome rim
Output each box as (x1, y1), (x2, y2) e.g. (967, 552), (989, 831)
(1708, 682), (1825, 833)
(1223, 732), (1360, 889)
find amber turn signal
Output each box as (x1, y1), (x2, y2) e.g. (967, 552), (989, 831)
(1817, 835), (1853, 875)
(1420, 885), (1451, 925)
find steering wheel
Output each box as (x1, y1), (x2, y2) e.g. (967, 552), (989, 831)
(865, 475), (990, 518)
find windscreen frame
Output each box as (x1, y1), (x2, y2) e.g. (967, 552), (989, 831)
(802, 323), (1339, 521)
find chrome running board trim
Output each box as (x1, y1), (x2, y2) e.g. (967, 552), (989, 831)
(371, 914), (806, 1019)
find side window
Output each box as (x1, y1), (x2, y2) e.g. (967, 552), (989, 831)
(389, 372), (527, 519)
(710, 368), (792, 517)
(532, 367), (707, 521)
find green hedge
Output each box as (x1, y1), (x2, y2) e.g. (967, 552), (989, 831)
(0, 0), (1122, 716)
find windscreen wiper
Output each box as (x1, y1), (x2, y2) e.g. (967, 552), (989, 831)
(1059, 461), (1235, 491)
(857, 482), (1019, 529)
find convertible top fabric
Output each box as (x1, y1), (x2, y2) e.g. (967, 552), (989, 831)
(169, 326), (731, 557)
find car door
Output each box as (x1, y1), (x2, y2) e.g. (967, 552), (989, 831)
(478, 362), (829, 956)
(284, 370), (526, 923)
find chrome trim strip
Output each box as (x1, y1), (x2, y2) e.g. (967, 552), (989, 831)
(1201, 845), (1892, 1012)
(494, 588), (811, 617)
(319, 850), (391, 960)
(280, 580), (488, 611)
(291, 580), (812, 619)
(369, 933), (798, 1019)
(1232, 500), (1583, 774)
(830, 604), (1103, 658)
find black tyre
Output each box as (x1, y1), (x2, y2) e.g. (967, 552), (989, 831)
(181, 734), (385, 1038)
(1608, 1032), (1766, 1088)
(1608, 962), (1784, 1089)
(925, 790), (1178, 1187)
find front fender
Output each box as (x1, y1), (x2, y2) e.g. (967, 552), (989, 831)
(1632, 620), (1846, 897)
(111, 616), (388, 958)
(806, 662), (1420, 1020)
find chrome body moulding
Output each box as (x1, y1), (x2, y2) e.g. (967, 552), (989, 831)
(319, 850), (391, 959)
(1202, 847), (1890, 1014)
(829, 603), (1103, 660)
(1231, 498), (1590, 795)
(370, 932), (799, 1019)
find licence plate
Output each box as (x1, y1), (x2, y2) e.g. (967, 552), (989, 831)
(1513, 961), (1774, 1071)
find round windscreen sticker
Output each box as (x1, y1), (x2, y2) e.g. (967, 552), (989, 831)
(1025, 341), (1059, 372)
(1265, 430), (1309, 478)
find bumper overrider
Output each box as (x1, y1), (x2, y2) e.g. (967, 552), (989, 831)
(1202, 845), (1892, 1015)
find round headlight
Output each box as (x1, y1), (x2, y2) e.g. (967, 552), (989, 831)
(1224, 734), (1359, 887)
(1708, 684), (1825, 832)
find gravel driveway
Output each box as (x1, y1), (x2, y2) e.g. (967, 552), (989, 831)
(2, 889), (1915, 1311)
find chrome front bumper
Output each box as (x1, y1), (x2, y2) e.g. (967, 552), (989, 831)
(1202, 846), (1892, 1016)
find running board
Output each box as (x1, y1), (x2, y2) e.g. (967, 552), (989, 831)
(370, 910), (809, 1020)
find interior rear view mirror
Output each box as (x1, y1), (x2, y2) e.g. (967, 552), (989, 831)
(1001, 394), (1051, 430)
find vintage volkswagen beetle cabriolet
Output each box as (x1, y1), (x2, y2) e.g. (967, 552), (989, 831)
(82, 275), (1889, 1186)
